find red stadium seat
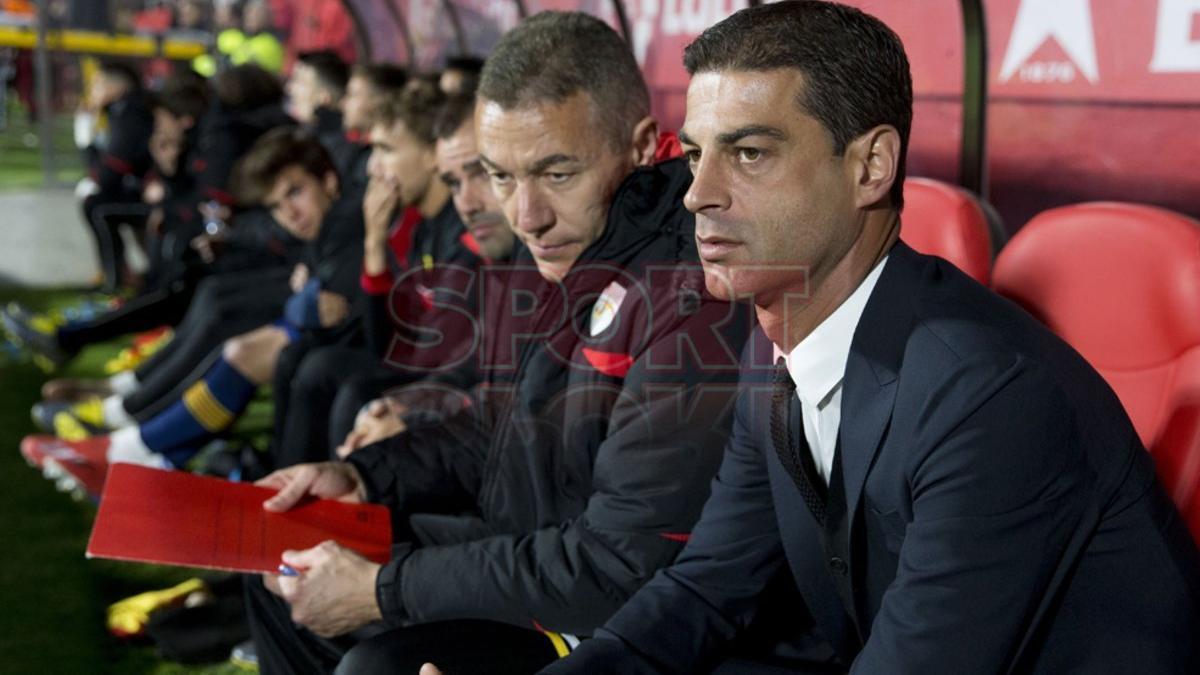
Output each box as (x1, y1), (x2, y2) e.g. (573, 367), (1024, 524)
(992, 203), (1200, 541)
(901, 178), (993, 284)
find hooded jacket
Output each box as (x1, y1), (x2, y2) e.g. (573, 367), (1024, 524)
(348, 158), (754, 634)
(192, 100), (294, 207)
(311, 105), (369, 193)
(86, 90), (154, 203)
(361, 198), (483, 365)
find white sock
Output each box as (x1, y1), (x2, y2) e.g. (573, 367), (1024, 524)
(108, 371), (140, 397)
(101, 395), (136, 429)
(107, 426), (168, 468)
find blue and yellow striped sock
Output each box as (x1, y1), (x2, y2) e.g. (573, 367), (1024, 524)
(139, 359), (257, 464)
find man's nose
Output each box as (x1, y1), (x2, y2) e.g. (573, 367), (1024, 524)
(683, 154), (732, 215)
(513, 181), (554, 235)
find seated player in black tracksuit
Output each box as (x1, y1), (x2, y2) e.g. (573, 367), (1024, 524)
(19, 129), (364, 496)
(244, 13), (754, 675)
(332, 90), (519, 460)
(25, 67), (405, 448)
(269, 88), (510, 469)
(287, 50), (370, 192)
(342, 62), (409, 141)
(4, 69), (210, 374)
(7, 64), (300, 373)
(79, 60), (154, 293)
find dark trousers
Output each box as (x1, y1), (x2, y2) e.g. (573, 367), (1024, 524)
(56, 280), (195, 355)
(270, 343), (387, 468)
(120, 267), (292, 419)
(82, 197), (150, 292)
(244, 576), (559, 675)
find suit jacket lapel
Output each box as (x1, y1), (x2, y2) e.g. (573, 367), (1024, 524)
(839, 243), (920, 560)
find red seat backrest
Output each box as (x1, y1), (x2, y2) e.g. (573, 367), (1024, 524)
(992, 202), (1200, 540)
(900, 178), (993, 285)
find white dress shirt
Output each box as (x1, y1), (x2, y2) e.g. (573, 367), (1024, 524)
(775, 257), (888, 484)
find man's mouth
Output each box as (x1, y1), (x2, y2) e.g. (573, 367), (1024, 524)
(468, 215), (505, 240)
(696, 235), (742, 262)
(527, 239), (572, 258)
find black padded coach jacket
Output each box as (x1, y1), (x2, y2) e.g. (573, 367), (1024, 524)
(347, 157), (754, 635)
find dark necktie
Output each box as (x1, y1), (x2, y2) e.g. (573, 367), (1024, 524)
(771, 358), (828, 525)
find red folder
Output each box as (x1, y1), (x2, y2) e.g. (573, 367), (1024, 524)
(87, 464), (393, 573)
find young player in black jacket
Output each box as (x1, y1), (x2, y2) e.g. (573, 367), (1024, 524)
(21, 129), (364, 496)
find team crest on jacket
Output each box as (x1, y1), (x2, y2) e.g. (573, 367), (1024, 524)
(589, 281), (627, 336)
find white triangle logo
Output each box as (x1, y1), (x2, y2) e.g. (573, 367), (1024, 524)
(999, 0), (1100, 83)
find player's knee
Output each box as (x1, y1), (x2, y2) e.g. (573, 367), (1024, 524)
(222, 336), (249, 366)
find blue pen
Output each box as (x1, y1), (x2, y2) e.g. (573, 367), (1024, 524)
(278, 563), (299, 577)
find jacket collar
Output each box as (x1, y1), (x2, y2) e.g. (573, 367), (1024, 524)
(575, 157), (694, 272)
(312, 105), (345, 138)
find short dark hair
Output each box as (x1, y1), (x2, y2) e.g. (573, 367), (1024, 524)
(232, 126), (336, 205)
(98, 60), (142, 92)
(352, 63), (409, 96)
(297, 50), (350, 100)
(445, 55), (485, 75)
(371, 78), (447, 145)
(684, 1), (912, 208)
(433, 92), (476, 140)
(213, 63), (284, 111)
(443, 55), (484, 94)
(478, 11), (649, 148)
(149, 68), (210, 120)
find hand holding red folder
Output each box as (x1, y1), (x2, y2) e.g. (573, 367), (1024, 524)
(87, 464), (392, 574)
(255, 461), (368, 512)
(270, 539), (385, 637)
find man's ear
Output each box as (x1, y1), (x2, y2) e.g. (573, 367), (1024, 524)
(630, 115), (659, 167)
(848, 124), (901, 209)
(324, 171), (340, 198)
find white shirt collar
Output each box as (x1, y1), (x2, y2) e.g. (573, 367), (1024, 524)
(775, 257), (889, 409)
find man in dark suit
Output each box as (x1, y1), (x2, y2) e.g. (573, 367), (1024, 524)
(541, 2), (1200, 673)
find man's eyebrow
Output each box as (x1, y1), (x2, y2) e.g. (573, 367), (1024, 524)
(528, 153), (578, 175)
(677, 126), (787, 148)
(461, 158), (485, 173)
(717, 125), (787, 145)
(478, 153), (579, 176)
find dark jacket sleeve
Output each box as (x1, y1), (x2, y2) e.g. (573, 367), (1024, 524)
(361, 251), (403, 359)
(347, 408), (490, 523)
(372, 299), (752, 634)
(539, 339), (788, 674)
(194, 120), (240, 206)
(213, 209), (301, 271)
(319, 237), (367, 301)
(93, 102), (152, 197)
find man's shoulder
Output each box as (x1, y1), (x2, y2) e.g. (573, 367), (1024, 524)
(877, 246), (1126, 433)
(884, 245), (1066, 373)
